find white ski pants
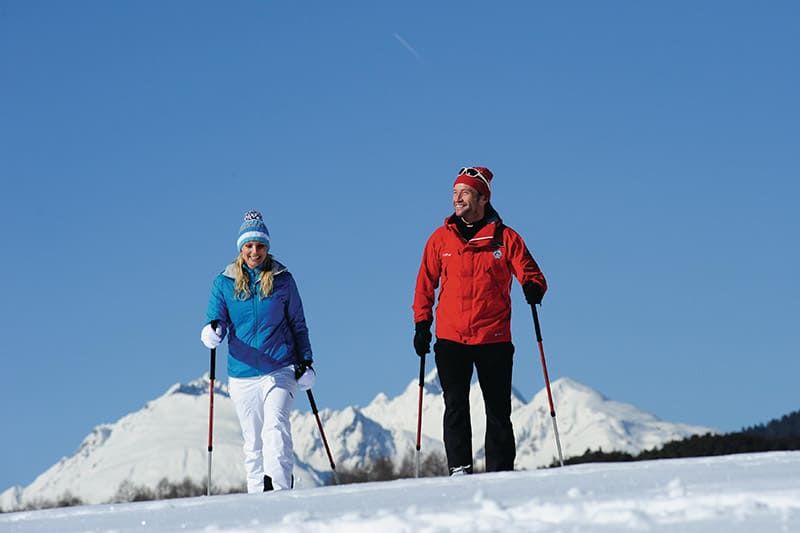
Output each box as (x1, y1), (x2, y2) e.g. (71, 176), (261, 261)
(229, 366), (297, 492)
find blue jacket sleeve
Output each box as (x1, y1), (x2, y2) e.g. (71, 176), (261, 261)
(285, 273), (313, 362)
(205, 275), (230, 339)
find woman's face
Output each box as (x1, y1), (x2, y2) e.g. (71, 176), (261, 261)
(240, 241), (268, 269)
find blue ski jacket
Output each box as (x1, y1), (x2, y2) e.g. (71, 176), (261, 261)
(205, 259), (313, 378)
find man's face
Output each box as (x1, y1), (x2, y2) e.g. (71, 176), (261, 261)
(453, 183), (487, 222)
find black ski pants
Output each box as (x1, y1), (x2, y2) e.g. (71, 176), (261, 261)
(434, 339), (515, 472)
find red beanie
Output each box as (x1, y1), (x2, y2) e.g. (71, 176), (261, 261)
(454, 166), (493, 199)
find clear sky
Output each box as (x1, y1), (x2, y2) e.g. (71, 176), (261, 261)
(1, 1), (798, 492)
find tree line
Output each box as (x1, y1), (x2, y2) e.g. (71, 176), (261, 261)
(554, 409), (800, 467)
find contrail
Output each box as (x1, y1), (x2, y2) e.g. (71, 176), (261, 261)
(393, 32), (422, 63)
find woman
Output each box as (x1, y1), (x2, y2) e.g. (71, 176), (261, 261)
(201, 210), (315, 492)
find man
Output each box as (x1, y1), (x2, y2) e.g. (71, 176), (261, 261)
(413, 166), (547, 475)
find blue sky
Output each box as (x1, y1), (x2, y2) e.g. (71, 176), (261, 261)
(1, 1), (798, 491)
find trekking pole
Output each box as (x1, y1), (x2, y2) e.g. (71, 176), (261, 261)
(415, 353), (425, 478)
(530, 305), (565, 467)
(307, 389), (339, 485)
(206, 320), (219, 496)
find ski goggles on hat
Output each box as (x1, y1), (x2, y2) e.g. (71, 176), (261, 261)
(458, 167), (491, 190)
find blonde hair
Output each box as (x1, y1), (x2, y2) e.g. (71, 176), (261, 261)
(233, 254), (274, 300)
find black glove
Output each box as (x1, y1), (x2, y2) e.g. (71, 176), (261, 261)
(294, 360), (313, 380)
(413, 321), (432, 357)
(523, 281), (544, 305)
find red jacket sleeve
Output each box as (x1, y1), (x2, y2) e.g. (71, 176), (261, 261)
(505, 227), (547, 294)
(412, 230), (441, 324)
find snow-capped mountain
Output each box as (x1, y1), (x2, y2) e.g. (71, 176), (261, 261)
(0, 372), (712, 510)
(366, 371), (713, 469)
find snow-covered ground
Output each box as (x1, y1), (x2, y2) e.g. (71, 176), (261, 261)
(2, 451), (798, 532)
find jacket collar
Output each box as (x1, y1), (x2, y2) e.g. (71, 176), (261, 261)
(444, 204), (503, 246)
(222, 258), (288, 280)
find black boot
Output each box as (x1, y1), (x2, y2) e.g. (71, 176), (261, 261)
(263, 475), (273, 492)
(449, 464), (473, 476)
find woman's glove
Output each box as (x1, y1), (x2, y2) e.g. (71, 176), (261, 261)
(200, 323), (224, 349)
(295, 361), (316, 391)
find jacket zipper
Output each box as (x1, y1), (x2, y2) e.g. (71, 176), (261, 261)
(252, 276), (258, 340)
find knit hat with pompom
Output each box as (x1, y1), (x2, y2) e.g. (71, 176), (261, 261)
(236, 210), (270, 251)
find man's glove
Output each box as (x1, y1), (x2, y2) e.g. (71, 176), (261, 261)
(295, 361), (316, 391)
(523, 282), (545, 305)
(200, 322), (224, 349)
(413, 321), (432, 357)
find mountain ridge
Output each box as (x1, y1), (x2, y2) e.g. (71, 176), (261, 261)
(0, 372), (713, 510)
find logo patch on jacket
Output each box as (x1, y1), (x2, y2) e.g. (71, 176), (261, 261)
(493, 249), (503, 259)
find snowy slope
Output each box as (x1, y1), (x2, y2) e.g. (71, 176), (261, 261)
(2, 452), (799, 532)
(1, 372), (712, 510)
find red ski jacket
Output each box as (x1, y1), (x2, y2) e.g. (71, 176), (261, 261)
(413, 211), (547, 345)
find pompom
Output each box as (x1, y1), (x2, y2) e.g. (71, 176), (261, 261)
(243, 210), (263, 222)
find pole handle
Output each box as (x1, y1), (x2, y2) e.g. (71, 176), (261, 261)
(209, 348), (216, 381)
(531, 304), (543, 343)
(415, 353), (426, 452)
(209, 320), (219, 381)
(307, 388), (319, 414)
